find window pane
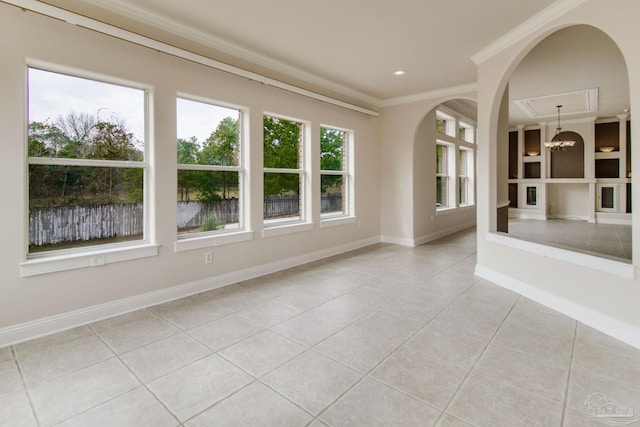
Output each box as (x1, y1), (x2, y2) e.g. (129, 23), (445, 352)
(177, 99), (240, 166)
(177, 170), (240, 234)
(29, 164), (143, 252)
(28, 68), (145, 161)
(436, 117), (447, 134)
(321, 175), (344, 214)
(320, 127), (345, 171)
(459, 150), (468, 176)
(459, 177), (468, 205)
(436, 176), (448, 208)
(436, 144), (447, 174)
(264, 173), (300, 220)
(264, 116), (301, 169)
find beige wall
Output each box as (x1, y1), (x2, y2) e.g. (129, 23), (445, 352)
(0, 4), (380, 335)
(476, 0), (640, 348)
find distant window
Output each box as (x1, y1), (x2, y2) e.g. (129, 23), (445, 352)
(176, 98), (243, 237)
(263, 115), (306, 224)
(27, 67), (146, 254)
(458, 121), (475, 143)
(436, 143), (452, 208)
(320, 127), (351, 217)
(459, 148), (473, 205)
(436, 112), (455, 137)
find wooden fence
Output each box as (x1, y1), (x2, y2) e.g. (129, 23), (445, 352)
(29, 193), (343, 247)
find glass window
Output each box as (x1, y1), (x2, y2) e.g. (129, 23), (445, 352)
(320, 127), (350, 217)
(436, 143), (450, 208)
(263, 115), (305, 224)
(176, 98), (243, 236)
(27, 67), (146, 254)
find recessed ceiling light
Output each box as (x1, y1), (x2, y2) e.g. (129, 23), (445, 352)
(393, 70), (406, 76)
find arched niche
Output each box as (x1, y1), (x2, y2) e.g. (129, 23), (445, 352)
(498, 24), (631, 261)
(550, 131), (585, 178)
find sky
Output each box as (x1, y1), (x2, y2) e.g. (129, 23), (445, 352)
(28, 68), (238, 144)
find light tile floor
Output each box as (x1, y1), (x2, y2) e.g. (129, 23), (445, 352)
(2, 228), (640, 426)
(507, 218), (632, 261)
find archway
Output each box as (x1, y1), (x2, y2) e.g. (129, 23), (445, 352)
(499, 24), (631, 261)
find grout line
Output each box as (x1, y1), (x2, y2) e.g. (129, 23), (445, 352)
(560, 321), (579, 427)
(430, 294), (521, 427)
(11, 346), (42, 427)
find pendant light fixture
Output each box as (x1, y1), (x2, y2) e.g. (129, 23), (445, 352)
(544, 105), (576, 151)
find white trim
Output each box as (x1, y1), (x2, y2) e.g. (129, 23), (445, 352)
(262, 221), (314, 237)
(471, 0), (588, 65)
(5, 0), (380, 117)
(320, 215), (357, 228)
(594, 212), (632, 225)
(175, 231), (254, 252)
(414, 221), (476, 246)
(475, 264), (640, 350)
(20, 244), (159, 277)
(1, 235), (380, 347)
(497, 200), (511, 209)
(380, 235), (416, 247)
(380, 83), (477, 107)
(485, 232), (633, 278)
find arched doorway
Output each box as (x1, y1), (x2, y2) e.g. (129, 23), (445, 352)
(500, 25), (631, 261)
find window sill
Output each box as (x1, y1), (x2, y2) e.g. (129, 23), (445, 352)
(436, 207), (457, 216)
(175, 230), (254, 252)
(263, 221), (314, 237)
(20, 243), (159, 277)
(320, 215), (357, 228)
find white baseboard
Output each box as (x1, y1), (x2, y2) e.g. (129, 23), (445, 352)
(0, 236), (380, 347)
(414, 221), (476, 246)
(475, 264), (640, 350)
(380, 235), (416, 247)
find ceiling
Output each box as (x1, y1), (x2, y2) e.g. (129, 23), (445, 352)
(37, 0), (559, 107)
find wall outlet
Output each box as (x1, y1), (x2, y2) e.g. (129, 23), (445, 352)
(91, 255), (105, 266)
(204, 251), (213, 264)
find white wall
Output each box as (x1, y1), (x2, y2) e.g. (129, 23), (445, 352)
(0, 4), (380, 342)
(379, 94), (477, 246)
(476, 0), (640, 348)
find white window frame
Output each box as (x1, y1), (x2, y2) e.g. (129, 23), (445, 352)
(458, 147), (474, 206)
(436, 141), (454, 210)
(263, 113), (311, 236)
(435, 106), (477, 214)
(21, 63), (157, 276)
(320, 125), (355, 224)
(596, 183), (619, 213)
(174, 96), (251, 252)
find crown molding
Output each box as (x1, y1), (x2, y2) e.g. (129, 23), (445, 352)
(82, 0), (382, 107)
(471, 0), (588, 65)
(6, 0), (379, 116)
(379, 83), (477, 108)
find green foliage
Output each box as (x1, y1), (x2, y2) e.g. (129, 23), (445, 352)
(320, 127), (345, 192)
(28, 112), (143, 207)
(264, 116), (301, 196)
(202, 214), (223, 232)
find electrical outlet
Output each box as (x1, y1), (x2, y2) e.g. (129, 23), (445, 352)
(204, 251), (213, 264)
(91, 255), (105, 266)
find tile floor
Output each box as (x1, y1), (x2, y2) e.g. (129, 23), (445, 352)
(507, 218), (632, 261)
(2, 228), (640, 426)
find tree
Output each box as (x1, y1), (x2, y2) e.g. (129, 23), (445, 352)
(195, 117), (239, 201)
(320, 127), (344, 192)
(177, 136), (200, 201)
(263, 116), (301, 196)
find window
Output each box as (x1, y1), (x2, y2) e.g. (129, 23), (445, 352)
(176, 98), (243, 238)
(27, 67), (147, 255)
(459, 148), (473, 205)
(435, 107), (476, 211)
(263, 115), (306, 225)
(458, 121), (475, 143)
(436, 143), (452, 208)
(320, 126), (351, 217)
(436, 111), (455, 137)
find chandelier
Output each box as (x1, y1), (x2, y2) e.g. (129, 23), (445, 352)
(544, 105), (576, 152)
